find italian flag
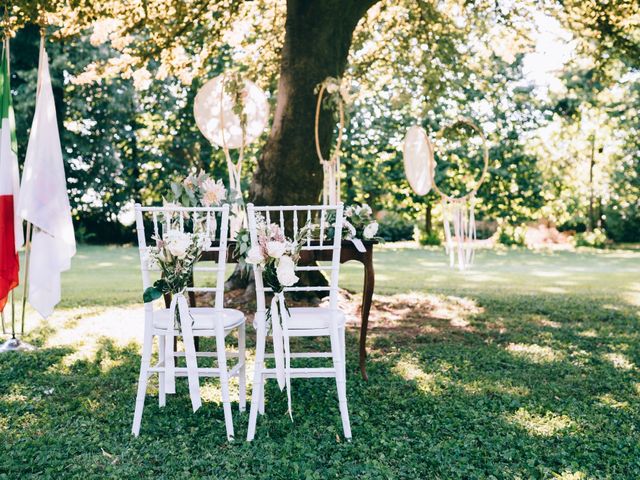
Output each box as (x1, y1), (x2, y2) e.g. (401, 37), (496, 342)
(0, 38), (23, 312)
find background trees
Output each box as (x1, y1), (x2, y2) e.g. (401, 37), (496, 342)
(4, 0), (639, 243)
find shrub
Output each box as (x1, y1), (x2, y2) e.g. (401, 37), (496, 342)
(575, 228), (608, 248)
(496, 224), (526, 246)
(377, 212), (415, 242)
(414, 225), (442, 246)
(603, 207), (640, 243)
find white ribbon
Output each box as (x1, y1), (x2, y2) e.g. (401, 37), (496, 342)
(270, 292), (293, 420)
(166, 293), (202, 412)
(442, 198), (477, 271)
(343, 219), (366, 253)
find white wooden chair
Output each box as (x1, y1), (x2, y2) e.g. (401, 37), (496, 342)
(246, 203), (351, 441)
(132, 203), (246, 440)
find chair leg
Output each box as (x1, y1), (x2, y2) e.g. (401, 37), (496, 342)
(258, 375), (266, 415)
(238, 324), (247, 413)
(165, 333), (176, 394)
(330, 323), (352, 440)
(132, 331), (153, 436)
(215, 330), (235, 441)
(339, 326), (347, 380)
(247, 325), (266, 441)
(158, 335), (166, 407)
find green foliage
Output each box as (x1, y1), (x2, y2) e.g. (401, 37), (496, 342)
(377, 212), (414, 242)
(142, 284), (163, 303)
(6, 0), (639, 245)
(604, 207), (640, 243)
(497, 224), (527, 247)
(414, 227), (441, 246)
(575, 228), (608, 249)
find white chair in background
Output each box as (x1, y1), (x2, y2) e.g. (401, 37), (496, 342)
(132, 204), (246, 440)
(246, 203), (351, 441)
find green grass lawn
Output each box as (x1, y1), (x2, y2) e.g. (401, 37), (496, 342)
(1, 244), (640, 478)
(46, 243), (640, 307)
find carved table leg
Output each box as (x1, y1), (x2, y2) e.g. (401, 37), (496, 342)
(359, 248), (375, 380)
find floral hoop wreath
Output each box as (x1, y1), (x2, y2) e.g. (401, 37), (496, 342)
(430, 118), (489, 271)
(430, 118), (489, 201)
(314, 77), (346, 205)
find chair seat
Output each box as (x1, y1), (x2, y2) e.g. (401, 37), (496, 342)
(153, 308), (245, 331)
(285, 307), (345, 330)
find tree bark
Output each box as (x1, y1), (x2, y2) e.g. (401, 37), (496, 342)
(249, 0), (378, 206)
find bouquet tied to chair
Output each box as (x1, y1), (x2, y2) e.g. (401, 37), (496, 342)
(245, 217), (312, 418)
(142, 215), (215, 412)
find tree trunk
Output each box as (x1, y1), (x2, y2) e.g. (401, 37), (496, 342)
(425, 202), (432, 235)
(249, 0), (377, 206)
(228, 0), (377, 293)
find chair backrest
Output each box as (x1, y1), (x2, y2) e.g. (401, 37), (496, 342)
(246, 203), (344, 312)
(134, 203), (230, 310)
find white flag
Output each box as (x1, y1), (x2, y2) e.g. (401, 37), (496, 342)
(18, 45), (75, 318)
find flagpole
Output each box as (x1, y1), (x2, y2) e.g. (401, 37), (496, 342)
(20, 222), (32, 335)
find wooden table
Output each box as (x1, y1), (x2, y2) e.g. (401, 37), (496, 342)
(189, 240), (375, 380)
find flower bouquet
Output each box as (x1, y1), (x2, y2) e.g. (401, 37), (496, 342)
(142, 227), (211, 325)
(165, 170), (238, 208)
(245, 218), (311, 307)
(322, 204), (380, 252)
(343, 204), (379, 241)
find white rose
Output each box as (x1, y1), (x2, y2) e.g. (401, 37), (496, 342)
(246, 246), (265, 265)
(266, 241), (287, 259)
(361, 204), (372, 216)
(165, 230), (192, 259)
(276, 255), (299, 287)
(363, 221), (379, 239)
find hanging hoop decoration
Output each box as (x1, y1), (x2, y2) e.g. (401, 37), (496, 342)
(314, 77), (347, 205)
(194, 72), (269, 236)
(431, 118), (489, 271)
(403, 125), (435, 195)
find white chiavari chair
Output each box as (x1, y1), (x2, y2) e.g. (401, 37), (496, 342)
(132, 203), (246, 440)
(246, 203), (351, 441)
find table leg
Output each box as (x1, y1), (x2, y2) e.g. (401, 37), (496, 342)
(359, 249), (374, 380)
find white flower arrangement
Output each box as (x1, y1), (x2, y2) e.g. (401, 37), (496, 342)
(343, 204), (379, 241)
(245, 219), (310, 290)
(166, 170), (240, 208)
(142, 224), (212, 326)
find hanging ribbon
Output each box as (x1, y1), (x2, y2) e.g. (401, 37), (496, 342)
(220, 74), (246, 237)
(315, 81), (345, 205)
(270, 292), (293, 420)
(165, 293), (201, 412)
(441, 197), (478, 271)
